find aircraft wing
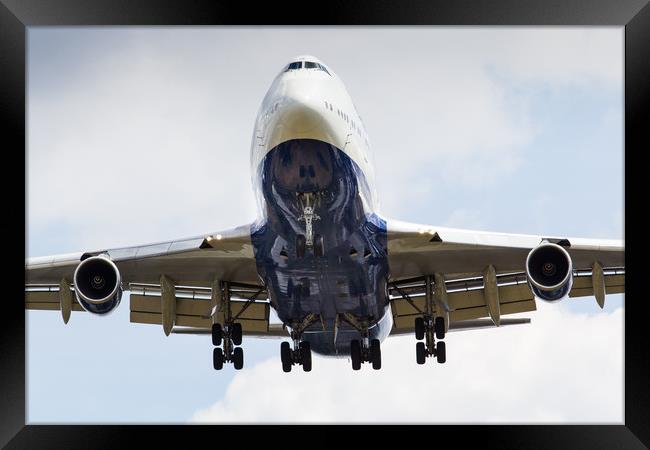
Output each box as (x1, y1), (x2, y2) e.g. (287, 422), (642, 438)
(385, 218), (624, 334)
(25, 222), (281, 337)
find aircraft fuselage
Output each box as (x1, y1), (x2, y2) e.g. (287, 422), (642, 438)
(249, 56), (392, 356)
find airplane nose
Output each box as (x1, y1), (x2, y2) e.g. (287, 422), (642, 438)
(278, 88), (322, 134)
(265, 79), (337, 150)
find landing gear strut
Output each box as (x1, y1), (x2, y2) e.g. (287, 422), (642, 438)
(297, 193), (324, 258)
(280, 313), (318, 372)
(211, 281), (245, 370)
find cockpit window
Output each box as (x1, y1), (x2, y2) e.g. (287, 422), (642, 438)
(318, 64), (331, 75)
(284, 61), (332, 76)
(284, 61), (303, 71)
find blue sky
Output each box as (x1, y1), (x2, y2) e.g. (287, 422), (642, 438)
(27, 27), (623, 423)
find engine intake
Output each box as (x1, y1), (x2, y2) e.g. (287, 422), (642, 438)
(525, 242), (573, 302)
(73, 255), (122, 314)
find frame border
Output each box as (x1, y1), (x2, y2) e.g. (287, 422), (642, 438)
(3, 0), (648, 447)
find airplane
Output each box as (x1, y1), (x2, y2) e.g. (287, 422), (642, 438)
(25, 55), (625, 373)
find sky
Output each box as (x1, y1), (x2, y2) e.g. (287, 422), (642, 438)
(26, 27), (624, 423)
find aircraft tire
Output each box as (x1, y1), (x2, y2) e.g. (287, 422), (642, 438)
(350, 340), (362, 370)
(211, 323), (223, 347)
(416, 342), (426, 365)
(233, 347), (244, 370)
(414, 317), (425, 341)
(435, 316), (445, 340)
(213, 347), (224, 370)
(370, 339), (381, 370)
(436, 341), (446, 364)
(232, 322), (243, 346)
(281, 341), (292, 372)
(300, 341), (312, 372)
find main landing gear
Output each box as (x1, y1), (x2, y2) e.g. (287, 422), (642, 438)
(415, 316), (446, 364)
(211, 281), (245, 371)
(280, 313), (318, 373)
(340, 313), (382, 371)
(350, 337), (382, 370)
(212, 322), (244, 370)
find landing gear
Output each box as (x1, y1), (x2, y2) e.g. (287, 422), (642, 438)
(414, 315), (446, 365)
(412, 275), (448, 365)
(211, 281), (245, 371)
(341, 313), (382, 371)
(296, 233), (324, 258)
(280, 314), (319, 372)
(212, 322), (245, 370)
(349, 337), (382, 370)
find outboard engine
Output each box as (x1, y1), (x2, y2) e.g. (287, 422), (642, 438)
(525, 242), (573, 301)
(73, 255), (122, 314)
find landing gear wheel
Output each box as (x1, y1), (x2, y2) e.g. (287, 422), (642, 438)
(414, 317), (425, 341)
(435, 316), (445, 340)
(370, 339), (381, 370)
(296, 235), (306, 258)
(281, 341), (292, 373)
(436, 341), (446, 364)
(350, 339), (362, 371)
(300, 341), (312, 372)
(213, 347), (224, 370)
(211, 323), (223, 346)
(231, 322), (243, 346)
(314, 234), (324, 257)
(416, 342), (426, 365)
(233, 347), (244, 370)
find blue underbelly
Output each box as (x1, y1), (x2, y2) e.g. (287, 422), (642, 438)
(250, 139), (390, 356)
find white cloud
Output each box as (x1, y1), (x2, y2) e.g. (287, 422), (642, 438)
(190, 301), (623, 423)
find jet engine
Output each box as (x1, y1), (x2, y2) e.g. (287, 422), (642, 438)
(73, 255), (122, 314)
(525, 242), (573, 302)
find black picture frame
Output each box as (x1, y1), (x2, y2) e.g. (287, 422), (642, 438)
(3, 0), (648, 447)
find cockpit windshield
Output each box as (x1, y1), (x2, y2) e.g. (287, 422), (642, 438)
(285, 61), (303, 71)
(284, 61), (331, 76)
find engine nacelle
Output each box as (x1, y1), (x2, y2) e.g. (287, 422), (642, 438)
(525, 242), (573, 302)
(73, 255), (122, 315)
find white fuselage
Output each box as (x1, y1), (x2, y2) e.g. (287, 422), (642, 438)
(250, 56), (378, 217)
